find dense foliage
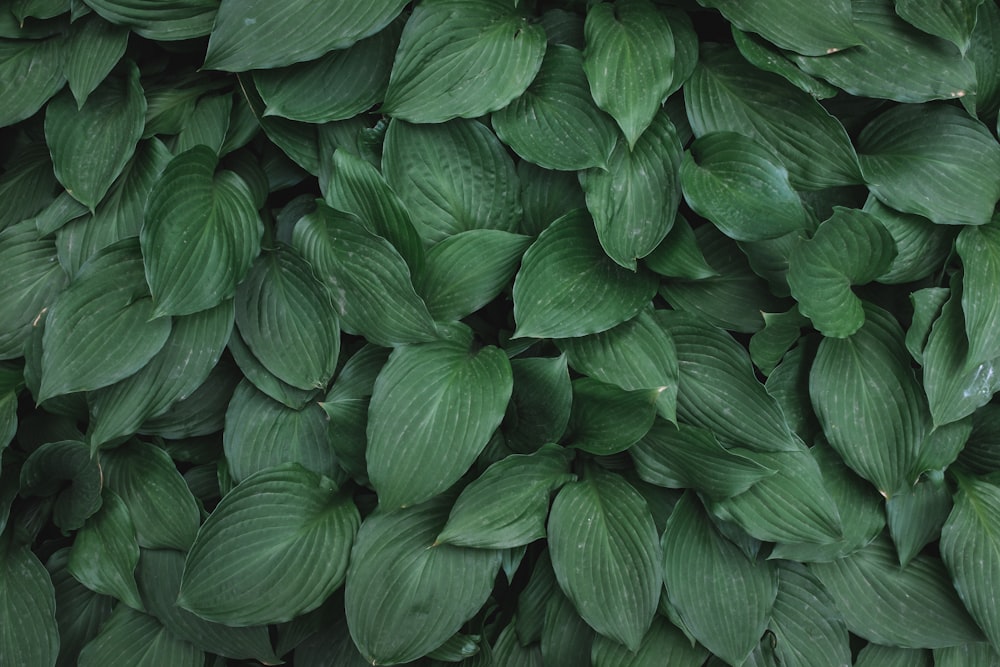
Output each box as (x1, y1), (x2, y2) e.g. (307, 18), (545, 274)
(2, 0), (1000, 665)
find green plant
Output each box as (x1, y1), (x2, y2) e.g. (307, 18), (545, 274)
(2, 0), (1000, 665)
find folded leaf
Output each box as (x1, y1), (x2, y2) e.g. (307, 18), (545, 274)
(886, 475), (952, 567)
(896, 0), (982, 54)
(854, 644), (931, 667)
(46, 548), (113, 667)
(67, 491), (142, 611)
(21, 440), (103, 531)
(549, 467), (662, 651)
(731, 27), (839, 100)
(85, 0), (217, 41)
(563, 378), (657, 455)
(865, 197), (953, 285)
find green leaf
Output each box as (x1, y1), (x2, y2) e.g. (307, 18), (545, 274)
(591, 615), (709, 667)
(33, 191), (88, 236)
(934, 643), (1000, 666)
(44, 62), (145, 210)
(907, 287), (950, 363)
(62, 14), (129, 108)
(685, 44), (862, 190)
(293, 203), (440, 347)
(643, 215), (718, 280)
(67, 490), (141, 610)
(940, 474), (1000, 654)
(886, 475), (953, 567)
(923, 275), (1000, 426)
(896, 0), (982, 54)
(789, 0), (976, 102)
(0, 221), (69, 360)
(810, 304), (928, 496)
(730, 28), (840, 100)
(101, 440), (201, 551)
(582, 0), (675, 148)
(580, 108), (684, 269)
(787, 207), (896, 338)
(141, 145), (263, 317)
(84, 0), (216, 41)
(234, 246), (339, 391)
(492, 44), (618, 171)
(660, 310), (802, 452)
(563, 378), (657, 455)
(135, 549), (277, 663)
(0, 37), (65, 129)
(748, 307), (808, 376)
(548, 467), (662, 651)
(493, 621), (543, 666)
(865, 197), (954, 285)
(21, 440), (103, 531)
(768, 562), (851, 667)
(630, 420), (777, 500)
(88, 299), (234, 447)
(518, 161), (587, 237)
(698, 0), (857, 55)
(382, 0), (545, 123)
(680, 132), (811, 242)
(383, 118), (522, 244)
(854, 644), (931, 667)
(969, 1), (1000, 118)
(661, 491), (777, 666)
(38, 240), (170, 402)
(227, 326), (318, 410)
(858, 103), (1000, 226)
(0, 538), (60, 667)
(178, 463), (359, 625)
(416, 230), (531, 321)
(436, 444), (574, 548)
(503, 355), (573, 454)
(204, 0), (407, 71)
(78, 605), (202, 667)
(171, 93), (231, 155)
(811, 536), (984, 648)
(138, 356), (241, 439)
(345, 494), (501, 665)
(367, 339), (512, 508)
(47, 549), (113, 667)
(512, 210), (658, 339)
(223, 380), (334, 483)
(254, 22), (399, 123)
(540, 588), (595, 667)
(957, 221), (1000, 366)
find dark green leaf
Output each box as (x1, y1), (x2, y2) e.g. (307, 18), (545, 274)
(367, 339), (512, 508)
(384, 0), (545, 123)
(492, 45), (618, 171)
(548, 467), (661, 651)
(748, 307), (808, 376)
(768, 562), (851, 667)
(503, 355), (573, 454)
(512, 210), (658, 339)
(518, 161), (586, 237)
(138, 356), (241, 439)
(540, 588), (594, 667)
(934, 643), (1000, 666)
(564, 378), (657, 455)
(591, 615), (709, 667)
(47, 549), (113, 667)
(642, 215), (718, 280)
(77, 604), (202, 667)
(0, 37), (65, 128)
(865, 197), (954, 285)
(62, 13), (129, 107)
(21, 440), (102, 531)
(731, 28), (839, 100)
(345, 494), (501, 665)
(896, 0), (981, 54)
(0, 537), (59, 667)
(854, 644), (931, 667)
(886, 475), (952, 567)
(84, 0), (216, 41)
(957, 221), (1000, 366)
(204, 0), (407, 71)
(67, 490), (142, 610)
(227, 326), (318, 410)
(699, 0), (857, 55)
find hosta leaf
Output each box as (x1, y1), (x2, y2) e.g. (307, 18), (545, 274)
(685, 44), (861, 190)
(907, 287), (950, 363)
(204, 0), (407, 71)
(811, 536), (984, 648)
(88, 299), (234, 447)
(62, 13), (129, 108)
(383, 118), (522, 243)
(970, 1), (1000, 118)
(136, 549), (278, 663)
(416, 230), (532, 321)
(865, 197), (953, 285)
(367, 339), (512, 509)
(886, 475), (953, 567)
(730, 28), (840, 100)
(698, 0), (857, 55)
(516, 550), (558, 645)
(382, 0), (545, 123)
(254, 23), (399, 123)
(768, 562), (851, 667)
(923, 275), (1000, 426)
(0, 221), (69, 360)
(494, 621), (543, 666)
(659, 310), (802, 452)
(234, 246), (339, 391)
(223, 380), (334, 483)
(179, 463), (359, 626)
(141, 145), (263, 317)
(680, 132), (810, 242)
(67, 490), (142, 610)
(580, 108), (684, 269)
(84, 0), (216, 41)
(0, 142), (58, 233)
(896, 0), (982, 54)
(564, 378), (657, 455)
(519, 161), (587, 237)
(0, 37), (65, 129)
(582, 0), (676, 148)
(858, 103), (1000, 226)
(138, 356), (240, 439)
(293, 203), (439, 347)
(44, 62), (144, 210)
(548, 467), (661, 651)
(789, 0), (977, 102)
(492, 45), (618, 171)
(934, 644), (1000, 666)
(503, 355), (573, 454)
(512, 210), (658, 339)
(77, 605), (202, 667)
(643, 215), (718, 280)
(591, 615), (709, 667)
(940, 474), (1000, 653)
(810, 304), (928, 496)
(436, 444), (575, 548)
(630, 420), (776, 500)
(957, 221), (1000, 366)
(661, 491), (777, 666)
(227, 326), (317, 410)
(47, 549), (113, 667)
(171, 93), (231, 155)
(854, 644), (931, 667)
(33, 191), (88, 236)
(21, 440), (102, 531)
(787, 207), (896, 338)
(541, 588), (595, 667)
(101, 440), (201, 551)
(0, 537), (59, 667)
(345, 495), (501, 665)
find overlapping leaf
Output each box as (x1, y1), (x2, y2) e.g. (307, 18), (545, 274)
(0, 538), (60, 667)
(698, 0), (858, 55)
(0, 37), (65, 129)
(957, 221), (1000, 366)
(67, 491), (142, 610)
